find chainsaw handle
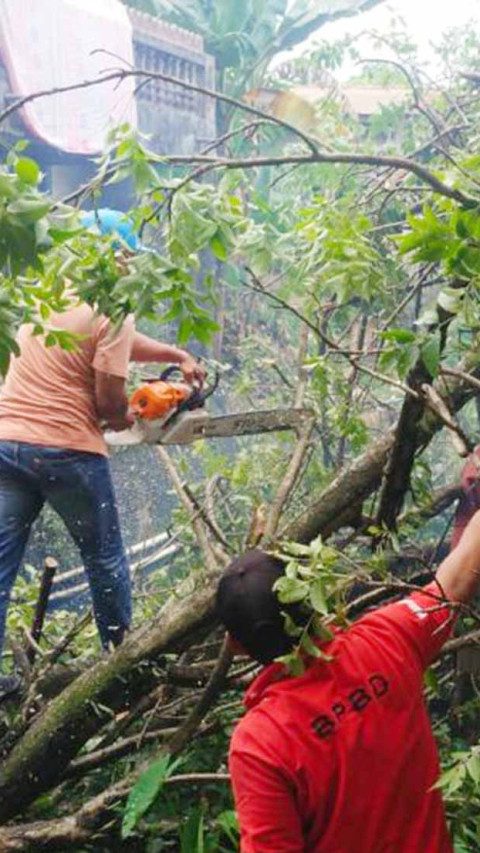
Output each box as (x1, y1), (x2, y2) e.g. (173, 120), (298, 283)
(158, 364), (220, 409)
(159, 365), (186, 383)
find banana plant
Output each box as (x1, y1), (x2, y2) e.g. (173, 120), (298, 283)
(123, 0), (384, 97)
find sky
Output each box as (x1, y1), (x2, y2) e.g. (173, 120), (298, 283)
(280, 0), (480, 77)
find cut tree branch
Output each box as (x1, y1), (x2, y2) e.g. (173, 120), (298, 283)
(156, 445), (227, 573)
(0, 774), (230, 852)
(167, 636), (233, 756)
(263, 414), (316, 541)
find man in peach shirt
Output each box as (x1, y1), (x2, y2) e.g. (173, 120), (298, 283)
(0, 210), (204, 698)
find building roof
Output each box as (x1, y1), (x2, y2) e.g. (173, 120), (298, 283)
(341, 86), (410, 116)
(127, 7), (205, 54)
(246, 83), (410, 122)
(281, 84), (410, 117)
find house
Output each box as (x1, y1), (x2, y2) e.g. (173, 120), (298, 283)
(244, 82), (410, 137)
(0, 1), (216, 200)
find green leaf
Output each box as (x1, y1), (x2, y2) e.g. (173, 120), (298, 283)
(437, 287), (464, 315)
(420, 334), (440, 379)
(177, 314), (194, 344)
(467, 755), (480, 785)
(121, 754), (178, 839)
(282, 612), (303, 638)
(39, 302), (50, 322)
(49, 227), (85, 243)
(435, 763), (467, 794)
(15, 157), (40, 185)
(210, 230), (228, 261)
(300, 632), (322, 658)
(274, 575), (308, 604)
(7, 198), (51, 223)
(0, 344), (11, 376)
(310, 579), (328, 615)
(0, 172), (19, 200)
(283, 542), (312, 557)
(277, 651), (305, 676)
(216, 810), (239, 845)
(192, 314), (220, 344)
(180, 809), (205, 853)
(380, 328), (417, 344)
(424, 668), (439, 694)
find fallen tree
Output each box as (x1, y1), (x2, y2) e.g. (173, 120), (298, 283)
(0, 356), (477, 822)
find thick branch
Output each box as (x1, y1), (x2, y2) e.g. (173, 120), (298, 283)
(263, 415), (316, 541)
(0, 580), (217, 822)
(0, 68), (320, 156)
(167, 637), (233, 755)
(156, 153), (475, 206)
(0, 774), (230, 852)
(284, 353), (480, 543)
(375, 284), (471, 530)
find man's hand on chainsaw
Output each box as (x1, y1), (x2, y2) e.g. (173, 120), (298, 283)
(179, 356), (206, 387)
(130, 335), (206, 388)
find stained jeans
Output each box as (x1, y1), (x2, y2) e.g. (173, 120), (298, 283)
(0, 441), (131, 658)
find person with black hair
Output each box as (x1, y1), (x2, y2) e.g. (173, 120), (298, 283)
(216, 513), (480, 853)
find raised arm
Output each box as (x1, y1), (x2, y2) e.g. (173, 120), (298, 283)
(130, 332), (205, 385)
(436, 508), (480, 603)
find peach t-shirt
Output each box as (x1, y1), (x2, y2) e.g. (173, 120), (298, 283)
(0, 302), (135, 456)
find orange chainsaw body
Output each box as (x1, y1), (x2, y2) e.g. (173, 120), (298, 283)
(130, 381), (191, 421)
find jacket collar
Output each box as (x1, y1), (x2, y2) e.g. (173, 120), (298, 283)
(244, 661), (287, 710)
(243, 630), (342, 710)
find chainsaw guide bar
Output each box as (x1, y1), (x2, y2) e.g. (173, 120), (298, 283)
(105, 408), (313, 447)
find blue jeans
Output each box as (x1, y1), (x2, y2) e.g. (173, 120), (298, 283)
(0, 441), (131, 657)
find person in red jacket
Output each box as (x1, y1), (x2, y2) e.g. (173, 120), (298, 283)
(216, 512), (480, 853)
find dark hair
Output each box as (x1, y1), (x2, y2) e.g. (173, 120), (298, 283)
(216, 549), (306, 664)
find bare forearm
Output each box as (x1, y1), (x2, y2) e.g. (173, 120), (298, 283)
(95, 371), (132, 431)
(130, 332), (189, 365)
(436, 509), (480, 603)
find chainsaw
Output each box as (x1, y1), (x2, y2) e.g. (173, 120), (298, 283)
(105, 366), (313, 447)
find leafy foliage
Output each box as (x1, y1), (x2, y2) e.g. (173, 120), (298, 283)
(435, 746), (480, 850)
(122, 754), (180, 838)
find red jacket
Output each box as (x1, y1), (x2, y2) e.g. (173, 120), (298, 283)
(230, 584), (454, 853)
